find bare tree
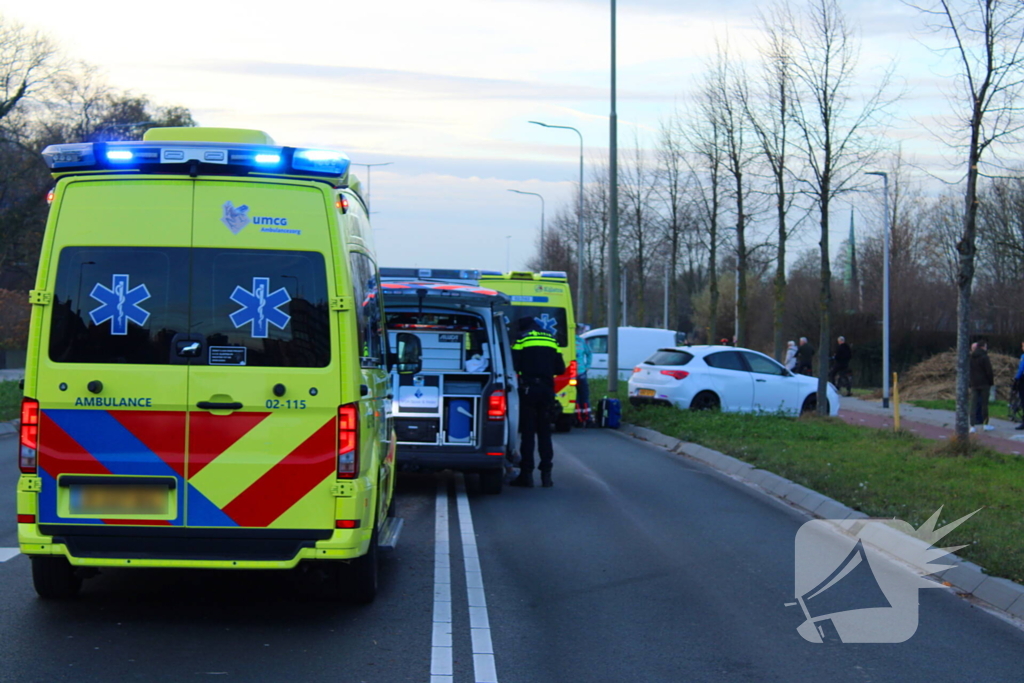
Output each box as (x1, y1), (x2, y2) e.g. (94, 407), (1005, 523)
(685, 76), (726, 342)
(907, 0), (1024, 441)
(708, 41), (758, 347)
(791, 0), (894, 414)
(0, 15), (60, 125)
(747, 1), (798, 361)
(619, 130), (661, 325)
(656, 114), (693, 330)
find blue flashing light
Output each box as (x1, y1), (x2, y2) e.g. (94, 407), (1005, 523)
(106, 150), (134, 161)
(292, 148), (351, 176)
(254, 153), (282, 165)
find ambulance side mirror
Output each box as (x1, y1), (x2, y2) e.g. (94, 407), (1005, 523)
(391, 332), (422, 375)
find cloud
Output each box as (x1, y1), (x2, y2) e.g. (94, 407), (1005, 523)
(194, 60), (664, 102)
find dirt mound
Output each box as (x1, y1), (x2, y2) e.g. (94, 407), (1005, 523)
(898, 350), (1020, 401)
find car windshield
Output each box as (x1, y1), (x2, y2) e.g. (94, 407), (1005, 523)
(501, 305), (567, 346)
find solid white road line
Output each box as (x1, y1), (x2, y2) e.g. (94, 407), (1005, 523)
(0, 548), (19, 562)
(431, 480), (453, 683)
(456, 474), (498, 683)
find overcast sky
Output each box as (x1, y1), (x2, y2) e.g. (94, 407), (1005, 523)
(4, 0), (964, 273)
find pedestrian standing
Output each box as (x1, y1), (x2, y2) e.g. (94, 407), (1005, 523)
(784, 340), (797, 372)
(575, 324), (593, 426)
(970, 340), (995, 433)
(795, 337), (815, 376)
(511, 317), (566, 488)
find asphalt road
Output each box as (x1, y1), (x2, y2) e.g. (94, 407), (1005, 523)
(1, 428), (1023, 682)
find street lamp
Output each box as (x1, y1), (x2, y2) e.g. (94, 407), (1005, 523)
(529, 120), (585, 322)
(507, 189), (545, 262)
(866, 170), (890, 409)
(608, 0), (620, 392)
(351, 162), (394, 214)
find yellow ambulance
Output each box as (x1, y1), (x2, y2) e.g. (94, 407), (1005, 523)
(16, 127), (419, 602)
(479, 270), (577, 431)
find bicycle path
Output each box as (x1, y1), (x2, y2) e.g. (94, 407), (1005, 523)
(838, 396), (1024, 455)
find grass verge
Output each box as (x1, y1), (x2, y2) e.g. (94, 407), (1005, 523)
(589, 378), (1024, 583)
(0, 380), (21, 422)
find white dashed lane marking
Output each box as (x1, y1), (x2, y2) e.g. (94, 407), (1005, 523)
(455, 474), (498, 683)
(431, 480), (453, 683)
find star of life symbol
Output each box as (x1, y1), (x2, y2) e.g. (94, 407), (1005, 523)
(229, 277), (291, 338)
(534, 313), (558, 335)
(89, 274), (151, 335)
(221, 201), (250, 235)
(789, 507), (978, 643)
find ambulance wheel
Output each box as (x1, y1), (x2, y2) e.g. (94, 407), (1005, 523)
(480, 468), (503, 495)
(554, 414), (574, 433)
(341, 526), (379, 605)
(31, 556), (82, 599)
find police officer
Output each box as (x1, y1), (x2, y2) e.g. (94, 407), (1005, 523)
(511, 317), (565, 488)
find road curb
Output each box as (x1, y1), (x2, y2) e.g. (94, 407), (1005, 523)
(0, 419), (17, 436)
(618, 421), (1024, 621)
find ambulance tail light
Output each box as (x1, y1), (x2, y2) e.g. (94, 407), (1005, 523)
(337, 403), (359, 478)
(488, 391), (507, 421)
(19, 398), (39, 474)
(661, 370), (690, 380)
(568, 360), (578, 386)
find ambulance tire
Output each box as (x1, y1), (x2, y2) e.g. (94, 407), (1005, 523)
(31, 556), (82, 599)
(554, 414), (574, 433)
(480, 468), (503, 495)
(341, 526), (379, 605)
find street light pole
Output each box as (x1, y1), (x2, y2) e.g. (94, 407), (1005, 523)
(529, 121), (585, 323)
(608, 0), (620, 392)
(507, 189), (546, 263)
(351, 162), (394, 214)
(866, 171), (890, 409)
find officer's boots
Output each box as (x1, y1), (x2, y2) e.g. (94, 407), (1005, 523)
(541, 471), (553, 488)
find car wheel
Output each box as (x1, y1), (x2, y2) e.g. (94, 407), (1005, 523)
(801, 394), (830, 415)
(480, 468), (503, 495)
(32, 556), (82, 599)
(690, 391), (720, 412)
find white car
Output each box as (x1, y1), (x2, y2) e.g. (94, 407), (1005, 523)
(627, 346), (840, 416)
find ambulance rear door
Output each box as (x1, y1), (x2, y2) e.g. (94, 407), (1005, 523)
(35, 178), (192, 529)
(185, 180), (340, 531)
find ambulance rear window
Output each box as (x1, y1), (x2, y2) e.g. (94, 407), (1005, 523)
(49, 246), (330, 367)
(500, 305), (568, 347)
(49, 247), (189, 364)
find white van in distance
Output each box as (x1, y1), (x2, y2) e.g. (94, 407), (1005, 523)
(582, 326), (688, 380)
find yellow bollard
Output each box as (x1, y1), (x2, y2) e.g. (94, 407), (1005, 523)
(893, 372), (901, 432)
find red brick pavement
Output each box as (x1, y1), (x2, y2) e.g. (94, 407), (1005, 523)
(838, 410), (1024, 455)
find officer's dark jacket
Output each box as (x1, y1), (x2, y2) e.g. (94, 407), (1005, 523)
(512, 330), (566, 388)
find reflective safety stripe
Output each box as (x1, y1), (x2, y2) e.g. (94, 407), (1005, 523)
(512, 331), (558, 351)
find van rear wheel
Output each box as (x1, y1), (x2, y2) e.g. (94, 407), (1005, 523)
(480, 468), (503, 495)
(32, 556), (82, 599)
(336, 525), (379, 605)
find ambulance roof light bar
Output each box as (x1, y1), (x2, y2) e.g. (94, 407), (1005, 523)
(380, 268), (481, 281)
(41, 140), (350, 181)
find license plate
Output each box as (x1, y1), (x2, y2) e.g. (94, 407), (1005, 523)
(638, 388), (656, 397)
(70, 485), (169, 515)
